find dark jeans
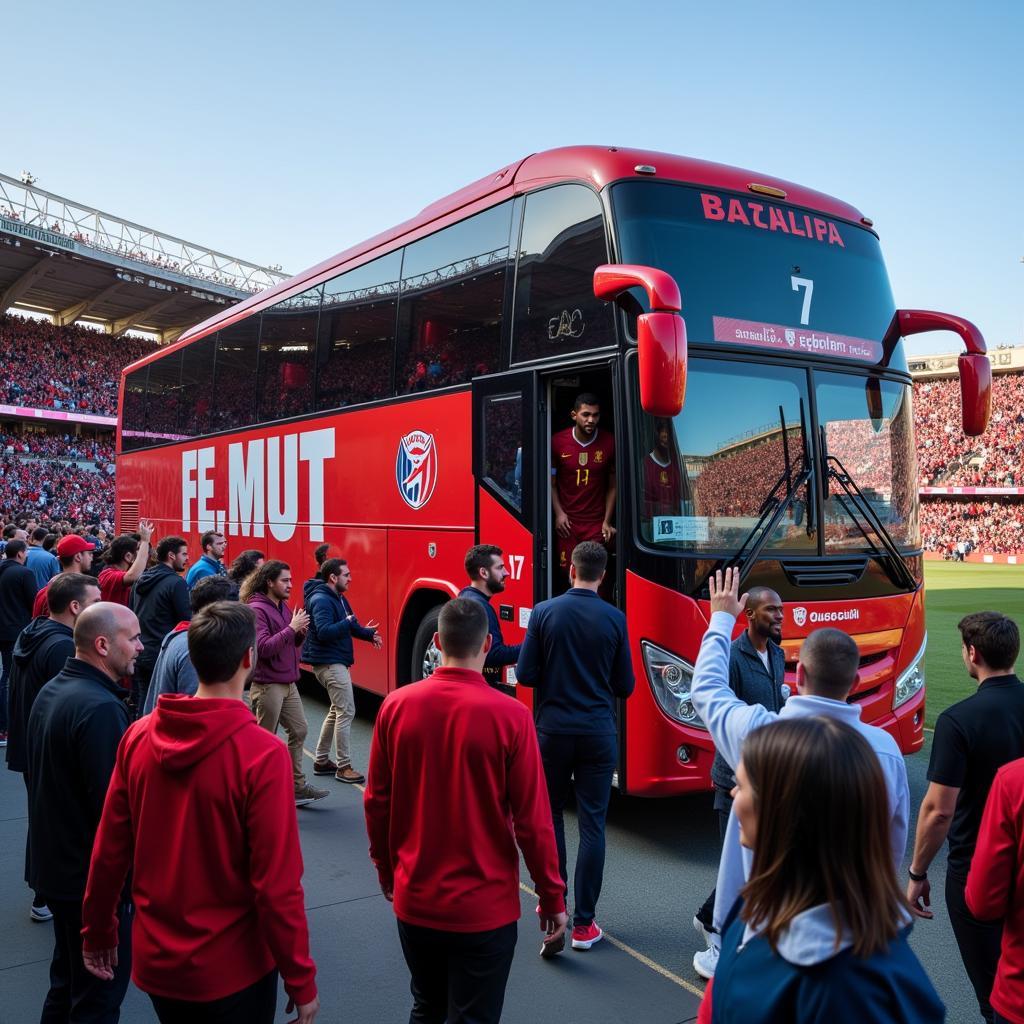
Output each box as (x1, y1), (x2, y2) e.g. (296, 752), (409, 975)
(131, 663), (152, 721)
(41, 898), (132, 1024)
(947, 870), (1002, 1024)
(695, 804), (732, 932)
(149, 970), (278, 1024)
(397, 919), (517, 1024)
(537, 730), (616, 927)
(1, 637), (14, 733)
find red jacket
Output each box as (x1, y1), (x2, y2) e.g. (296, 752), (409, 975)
(249, 593), (303, 685)
(364, 666), (565, 932)
(81, 694), (317, 1005)
(967, 756), (1024, 1024)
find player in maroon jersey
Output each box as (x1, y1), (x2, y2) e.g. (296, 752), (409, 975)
(551, 394), (616, 576)
(642, 417), (690, 522)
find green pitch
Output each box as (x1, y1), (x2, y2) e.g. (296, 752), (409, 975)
(922, 561), (1024, 727)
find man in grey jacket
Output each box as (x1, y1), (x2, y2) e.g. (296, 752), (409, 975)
(689, 568), (909, 980)
(141, 575), (236, 714)
(694, 586), (785, 972)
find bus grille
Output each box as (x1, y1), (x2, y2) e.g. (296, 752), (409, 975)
(119, 500), (140, 534)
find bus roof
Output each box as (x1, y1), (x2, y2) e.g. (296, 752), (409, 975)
(129, 145), (870, 373)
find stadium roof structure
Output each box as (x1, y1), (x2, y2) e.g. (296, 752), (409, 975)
(0, 172), (289, 343)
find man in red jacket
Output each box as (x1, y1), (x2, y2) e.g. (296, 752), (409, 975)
(364, 597), (567, 1024)
(81, 601), (319, 1024)
(968, 757), (1024, 1024)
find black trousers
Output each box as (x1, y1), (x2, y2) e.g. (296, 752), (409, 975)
(947, 871), (1002, 1024)
(0, 637), (14, 733)
(149, 970), (278, 1024)
(397, 919), (517, 1024)
(537, 730), (617, 927)
(41, 899), (132, 1024)
(695, 805), (732, 931)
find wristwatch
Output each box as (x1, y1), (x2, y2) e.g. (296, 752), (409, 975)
(908, 867), (927, 882)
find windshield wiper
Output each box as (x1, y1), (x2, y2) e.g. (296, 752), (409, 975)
(821, 440), (917, 591)
(724, 402), (813, 586)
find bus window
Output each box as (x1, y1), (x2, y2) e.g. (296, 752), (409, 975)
(178, 333), (216, 438)
(145, 350), (182, 440)
(257, 285), (320, 422)
(121, 365), (149, 450)
(512, 184), (615, 364)
(396, 201), (512, 394)
(482, 392), (523, 511)
(214, 318), (260, 430)
(317, 251), (401, 409)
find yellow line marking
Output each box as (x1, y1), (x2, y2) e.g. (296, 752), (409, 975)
(518, 882), (706, 999)
(301, 745), (703, 999)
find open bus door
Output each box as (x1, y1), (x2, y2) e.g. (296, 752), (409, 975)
(472, 371), (540, 702)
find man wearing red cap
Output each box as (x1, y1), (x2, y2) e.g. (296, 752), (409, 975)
(32, 536), (94, 619)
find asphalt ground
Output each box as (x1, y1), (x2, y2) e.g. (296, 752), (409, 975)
(1, 686), (976, 1023)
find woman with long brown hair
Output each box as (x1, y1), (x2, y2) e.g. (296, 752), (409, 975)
(698, 716), (943, 1023)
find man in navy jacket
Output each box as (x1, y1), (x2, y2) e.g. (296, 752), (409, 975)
(457, 544), (521, 689)
(303, 557), (380, 784)
(517, 540), (634, 954)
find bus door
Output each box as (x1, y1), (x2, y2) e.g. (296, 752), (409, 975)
(472, 371), (540, 694)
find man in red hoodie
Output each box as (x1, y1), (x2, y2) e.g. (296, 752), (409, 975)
(80, 601), (319, 1024)
(968, 757), (1024, 1024)
(364, 597), (567, 1024)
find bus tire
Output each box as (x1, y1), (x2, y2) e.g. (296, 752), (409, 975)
(410, 606), (442, 682)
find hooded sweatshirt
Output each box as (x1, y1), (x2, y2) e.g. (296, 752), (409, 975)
(0, 557), (39, 643)
(302, 579), (374, 667)
(699, 903), (944, 1023)
(130, 564), (191, 674)
(249, 593), (303, 685)
(5, 617), (74, 773)
(81, 694), (317, 1005)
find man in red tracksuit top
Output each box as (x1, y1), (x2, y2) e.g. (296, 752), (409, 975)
(364, 597), (567, 1023)
(80, 601), (319, 1024)
(967, 757), (1024, 1024)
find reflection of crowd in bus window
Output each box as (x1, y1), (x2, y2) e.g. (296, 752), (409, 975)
(641, 417), (691, 520)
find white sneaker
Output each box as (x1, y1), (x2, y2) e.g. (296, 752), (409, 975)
(693, 914), (713, 947)
(693, 943), (719, 979)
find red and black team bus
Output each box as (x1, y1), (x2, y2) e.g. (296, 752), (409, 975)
(115, 146), (991, 796)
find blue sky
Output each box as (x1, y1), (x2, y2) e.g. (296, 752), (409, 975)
(4, 0), (1021, 354)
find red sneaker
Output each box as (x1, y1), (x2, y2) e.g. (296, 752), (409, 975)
(571, 921), (603, 950)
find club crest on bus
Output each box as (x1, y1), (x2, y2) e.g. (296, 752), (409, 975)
(396, 430), (438, 509)
(793, 606), (808, 627)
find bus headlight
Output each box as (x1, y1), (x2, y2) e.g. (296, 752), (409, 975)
(893, 635), (927, 710)
(641, 641), (706, 729)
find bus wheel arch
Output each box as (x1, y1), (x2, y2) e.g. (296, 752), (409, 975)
(397, 589), (449, 686)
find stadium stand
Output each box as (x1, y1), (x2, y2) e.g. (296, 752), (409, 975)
(0, 314), (156, 416)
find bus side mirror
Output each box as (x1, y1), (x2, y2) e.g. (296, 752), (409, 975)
(883, 309), (991, 437)
(594, 264), (687, 417)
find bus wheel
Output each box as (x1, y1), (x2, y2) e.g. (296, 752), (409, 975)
(411, 606), (442, 682)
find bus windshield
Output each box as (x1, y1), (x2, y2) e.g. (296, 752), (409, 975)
(612, 180), (904, 371)
(633, 359), (920, 554)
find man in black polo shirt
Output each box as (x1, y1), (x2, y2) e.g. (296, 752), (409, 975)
(907, 610), (1024, 1024)
(457, 544), (521, 688)
(516, 541), (634, 955)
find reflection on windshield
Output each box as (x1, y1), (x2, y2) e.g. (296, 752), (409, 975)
(636, 359), (815, 553)
(819, 374), (919, 550)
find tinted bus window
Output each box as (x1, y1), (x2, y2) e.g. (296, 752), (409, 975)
(145, 350), (183, 440)
(258, 286), (321, 422)
(178, 333), (216, 438)
(512, 184), (614, 363)
(396, 202), (512, 394)
(214, 318), (261, 429)
(121, 366), (148, 451)
(317, 251), (401, 409)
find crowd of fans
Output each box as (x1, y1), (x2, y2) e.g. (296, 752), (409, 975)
(920, 498), (1024, 557)
(916, 374), (1024, 487)
(0, 429), (113, 466)
(1, 205), (271, 293)
(0, 314), (156, 416)
(0, 454), (114, 525)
